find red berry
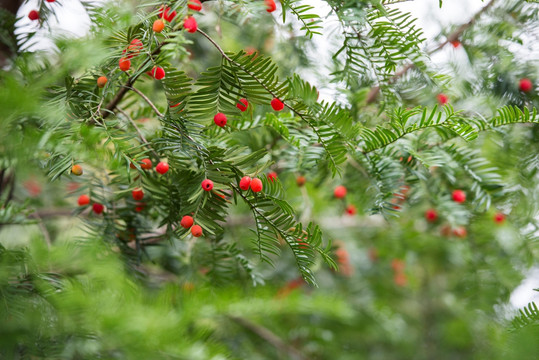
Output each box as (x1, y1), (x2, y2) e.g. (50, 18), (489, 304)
(437, 93), (449, 105)
(265, 0), (276, 13)
(191, 224), (203, 237)
(159, 6), (177, 22)
(97, 76), (108, 88)
(394, 272), (407, 287)
(155, 162), (169, 174)
(188, 0), (202, 11)
(450, 40), (461, 48)
(135, 203), (145, 212)
(452, 190), (466, 203)
(239, 176), (252, 191)
(132, 188), (144, 201)
(271, 98), (284, 111)
(153, 19), (165, 33)
(345, 204), (357, 215)
(296, 176), (306, 187)
(250, 178), (263, 192)
(391, 258), (405, 272)
(334, 185), (347, 199)
(494, 212), (505, 224)
(71, 164), (83, 176)
(236, 98), (249, 112)
(46, 0), (55, 2)
(28, 10), (39, 21)
(519, 78), (533, 92)
(150, 66), (165, 80)
(214, 112), (227, 127)
(92, 203), (104, 214)
(267, 171), (277, 182)
(184, 16), (198, 33)
(180, 215), (194, 229)
(140, 158), (152, 169)
(119, 57), (131, 71)
(452, 226), (467, 238)
(201, 179), (214, 191)
(78, 195), (90, 206)
(425, 208), (438, 222)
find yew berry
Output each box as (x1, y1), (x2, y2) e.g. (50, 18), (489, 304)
(267, 172), (277, 182)
(153, 19), (165, 33)
(188, 0), (202, 11)
(494, 212), (506, 224)
(265, 0), (277, 13)
(452, 189), (466, 203)
(250, 178), (263, 192)
(180, 215), (194, 229)
(170, 102), (181, 108)
(452, 226), (467, 238)
(140, 158), (153, 169)
(214, 113), (227, 127)
(297, 238), (309, 249)
(132, 188), (144, 201)
(425, 208), (438, 222)
(119, 58), (131, 71)
(345, 204), (357, 215)
(164, 8), (177, 22)
(237, 98), (249, 112)
(78, 195), (90, 206)
(71, 165), (83, 176)
(201, 179), (214, 191)
(391, 258), (405, 273)
(519, 78), (533, 93)
(135, 203), (145, 212)
(92, 203), (104, 214)
(184, 16), (198, 33)
(450, 40), (461, 48)
(239, 176), (252, 191)
(296, 175), (306, 187)
(46, 0), (55, 2)
(28, 10), (39, 21)
(150, 66), (165, 80)
(97, 76), (107, 88)
(155, 162), (169, 174)
(437, 93), (449, 105)
(334, 185), (347, 199)
(191, 224), (203, 237)
(271, 98), (284, 111)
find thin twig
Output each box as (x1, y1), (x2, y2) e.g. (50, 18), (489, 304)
(365, 0), (498, 103)
(129, 86), (164, 118)
(31, 211), (52, 248)
(117, 107), (160, 158)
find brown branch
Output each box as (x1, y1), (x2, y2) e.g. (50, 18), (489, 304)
(228, 316), (308, 360)
(365, 0), (498, 104)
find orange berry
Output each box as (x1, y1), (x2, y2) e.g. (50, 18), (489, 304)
(153, 19), (165, 33)
(334, 185), (346, 199)
(119, 57), (131, 71)
(71, 165), (83, 176)
(78, 195), (90, 206)
(180, 215), (194, 229)
(191, 224), (203, 237)
(97, 76), (108, 88)
(296, 176), (306, 187)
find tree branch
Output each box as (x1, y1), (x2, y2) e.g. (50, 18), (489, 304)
(129, 86), (164, 118)
(117, 107), (160, 158)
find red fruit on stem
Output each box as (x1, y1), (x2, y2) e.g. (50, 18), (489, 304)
(265, 0), (276, 12)
(239, 176), (252, 191)
(71, 164), (83, 176)
(28, 10), (39, 21)
(452, 226), (467, 238)
(188, 0), (202, 11)
(180, 215), (194, 229)
(345, 204), (357, 215)
(334, 185), (347, 199)
(140, 158), (152, 169)
(391, 258), (405, 272)
(250, 178), (263, 192)
(296, 176), (306, 187)
(97, 76), (108, 88)
(135, 203), (145, 212)
(46, 0), (55, 2)
(92, 203), (104, 214)
(214, 112), (227, 127)
(184, 16), (198, 33)
(425, 208), (438, 222)
(159, 6), (177, 22)
(267, 172), (277, 182)
(201, 179), (214, 191)
(519, 78), (533, 92)
(78, 195), (90, 206)
(153, 19), (165, 33)
(452, 189), (466, 203)
(150, 66), (165, 80)
(437, 93), (449, 105)
(494, 212), (506, 224)
(270, 98), (284, 111)
(132, 188), (144, 201)
(119, 58), (131, 71)
(450, 40), (461, 48)
(155, 162), (169, 174)
(236, 98), (249, 112)
(191, 225), (203, 237)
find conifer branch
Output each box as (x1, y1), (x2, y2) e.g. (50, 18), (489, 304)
(129, 87), (164, 118)
(116, 107), (160, 158)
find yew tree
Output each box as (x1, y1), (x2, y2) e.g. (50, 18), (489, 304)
(1, 0), (539, 359)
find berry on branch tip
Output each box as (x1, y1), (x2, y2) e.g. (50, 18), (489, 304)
(237, 98), (249, 112)
(296, 176), (306, 187)
(437, 93), (449, 105)
(334, 185), (346, 199)
(494, 212), (505, 224)
(153, 19), (165, 33)
(345, 204), (357, 215)
(425, 208), (438, 222)
(214, 112), (227, 127)
(239, 176), (252, 191)
(92, 203), (104, 214)
(519, 78), (533, 92)
(452, 190), (466, 203)
(265, 0), (277, 13)
(140, 158), (152, 169)
(119, 58), (131, 71)
(191, 224), (203, 237)
(97, 76), (107, 88)
(250, 178), (263, 192)
(150, 66), (165, 80)
(271, 98), (284, 111)
(132, 188), (144, 201)
(71, 165), (83, 176)
(267, 172), (277, 182)
(180, 215), (194, 229)
(28, 10), (39, 21)
(155, 162), (169, 174)
(78, 195), (90, 206)
(201, 179), (214, 191)
(184, 16), (198, 33)
(188, 0), (202, 11)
